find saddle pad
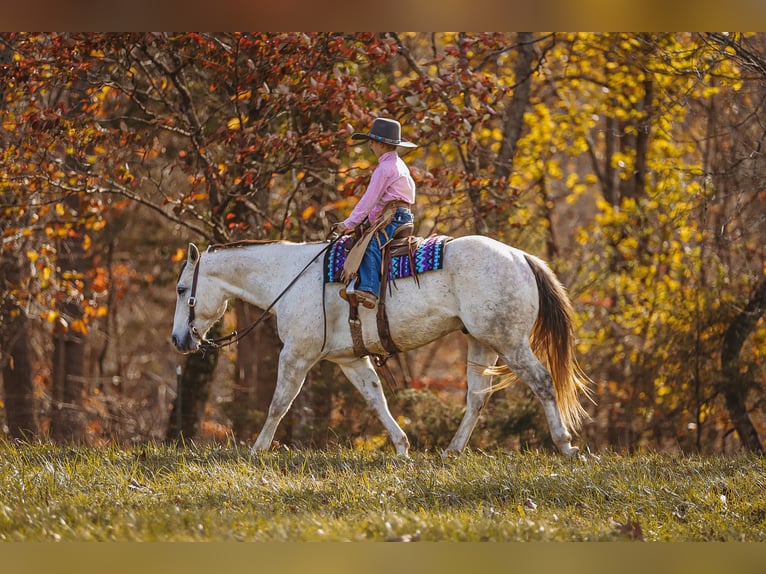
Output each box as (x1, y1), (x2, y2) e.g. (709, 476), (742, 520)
(324, 234), (450, 284)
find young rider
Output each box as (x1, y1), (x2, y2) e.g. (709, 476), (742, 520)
(337, 117), (417, 309)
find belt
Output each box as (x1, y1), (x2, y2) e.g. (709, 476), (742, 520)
(387, 200), (412, 210)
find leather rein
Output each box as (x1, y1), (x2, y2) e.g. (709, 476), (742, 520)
(186, 241), (335, 353)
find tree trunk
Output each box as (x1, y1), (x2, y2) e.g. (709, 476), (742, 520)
(719, 276), (766, 453)
(494, 32), (536, 182)
(229, 301), (281, 442)
(2, 319), (38, 439)
(49, 202), (88, 442)
(50, 319), (86, 441)
(166, 343), (219, 441)
(628, 77), (654, 200)
(0, 250), (39, 439)
(289, 361), (336, 448)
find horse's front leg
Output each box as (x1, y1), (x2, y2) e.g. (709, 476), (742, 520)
(251, 349), (314, 453)
(337, 357), (410, 456)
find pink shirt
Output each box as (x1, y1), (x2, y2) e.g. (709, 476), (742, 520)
(343, 151), (415, 228)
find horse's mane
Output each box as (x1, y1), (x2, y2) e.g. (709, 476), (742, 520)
(207, 239), (326, 252)
(176, 238), (328, 282)
(206, 239), (283, 252)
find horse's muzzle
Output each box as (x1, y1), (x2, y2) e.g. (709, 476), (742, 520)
(171, 332), (198, 354)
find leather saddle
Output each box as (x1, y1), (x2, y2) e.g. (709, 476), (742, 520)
(343, 221), (420, 361)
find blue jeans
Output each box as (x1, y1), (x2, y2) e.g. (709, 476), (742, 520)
(357, 207), (414, 296)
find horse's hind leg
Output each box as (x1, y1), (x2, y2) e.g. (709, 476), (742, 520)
(444, 336), (498, 454)
(503, 344), (578, 456)
(337, 357), (410, 456)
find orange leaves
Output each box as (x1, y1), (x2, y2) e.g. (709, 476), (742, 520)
(70, 319), (88, 335)
(170, 248), (186, 263)
(2, 116), (17, 131)
(232, 89), (252, 101)
(90, 267), (108, 293)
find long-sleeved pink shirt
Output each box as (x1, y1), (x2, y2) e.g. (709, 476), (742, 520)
(342, 151), (415, 228)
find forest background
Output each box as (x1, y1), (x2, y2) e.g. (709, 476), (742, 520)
(1, 32), (764, 455)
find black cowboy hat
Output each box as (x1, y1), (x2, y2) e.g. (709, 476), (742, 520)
(351, 117), (417, 148)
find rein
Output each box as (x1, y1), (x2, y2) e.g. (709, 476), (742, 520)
(187, 240), (335, 353)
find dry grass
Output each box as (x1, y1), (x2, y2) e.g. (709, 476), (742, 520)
(0, 439), (764, 541)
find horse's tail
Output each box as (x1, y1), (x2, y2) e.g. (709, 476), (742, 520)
(485, 254), (592, 431)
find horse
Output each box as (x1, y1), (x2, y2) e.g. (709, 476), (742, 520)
(170, 235), (591, 457)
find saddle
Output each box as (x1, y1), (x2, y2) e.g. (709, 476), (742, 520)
(324, 227), (451, 362)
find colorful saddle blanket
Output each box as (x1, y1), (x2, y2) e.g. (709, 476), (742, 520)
(324, 234), (450, 284)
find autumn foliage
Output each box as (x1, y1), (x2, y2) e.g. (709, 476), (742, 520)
(1, 33), (764, 452)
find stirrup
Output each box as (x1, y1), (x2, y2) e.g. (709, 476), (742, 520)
(340, 286), (376, 309)
(355, 290), (378, 309)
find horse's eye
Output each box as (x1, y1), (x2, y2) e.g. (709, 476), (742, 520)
(177, 287), (186, 296)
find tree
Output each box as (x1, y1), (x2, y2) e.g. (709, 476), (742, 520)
(0, 255), (38, 439)
(1, 33), (115, 441)
(2, 32), (763, 453)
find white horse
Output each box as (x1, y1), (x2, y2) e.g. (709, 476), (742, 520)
(171, 236), (591, 456)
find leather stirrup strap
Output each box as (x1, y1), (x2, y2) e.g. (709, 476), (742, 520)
(348, 301), (370, 358)
(376, 246), (400, 356)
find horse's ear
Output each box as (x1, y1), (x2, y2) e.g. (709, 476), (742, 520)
(187, 243), (200, 265)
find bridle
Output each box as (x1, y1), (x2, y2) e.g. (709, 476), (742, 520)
(186, 253), (204, 341)
(184, 240), (335, 353)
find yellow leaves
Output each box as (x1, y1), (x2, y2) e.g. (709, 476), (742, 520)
(547, 160), (563, 179)
(85, 305), (108, 319)
(227, 116), (248, 130)
(616, 236), (639, 260)
(89, 219), (106, 232)
(300, 205), (316, 220)
(678, 226), (693, 243)
(170, 248), (186, 263)
(351, 159), (371, 170)
(611, 151), (634, 174)
(575, 228), (590, 246)
(232, 89), (252, 101)
(70, 319), (88, 335)
(595, 197), (613, 214)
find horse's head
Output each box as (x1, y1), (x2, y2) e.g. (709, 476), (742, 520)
(171, 243), (228, 353)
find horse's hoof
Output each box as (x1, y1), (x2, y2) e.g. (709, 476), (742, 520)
(559, 445), (580, 457)
(441, 448), (462, 461)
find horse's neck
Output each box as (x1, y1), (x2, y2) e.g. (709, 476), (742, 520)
(205, 243), (322, 308)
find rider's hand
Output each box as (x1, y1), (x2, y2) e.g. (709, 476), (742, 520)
(327, 222), (348, 239)
(331, 222), (348, 234)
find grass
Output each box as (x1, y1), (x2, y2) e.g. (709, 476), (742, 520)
(0, 439), (764, 542)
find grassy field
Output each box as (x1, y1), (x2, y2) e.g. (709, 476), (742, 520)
(0, 439), (764, 542)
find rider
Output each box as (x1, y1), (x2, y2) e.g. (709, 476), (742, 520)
(337, 117), (417, 309)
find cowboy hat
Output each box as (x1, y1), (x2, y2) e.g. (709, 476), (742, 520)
(351, 117), (417, 148)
